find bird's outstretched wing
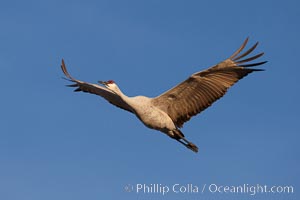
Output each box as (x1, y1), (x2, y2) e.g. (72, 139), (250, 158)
(151, 38), (267, 128)
(61, 59), (133, 113)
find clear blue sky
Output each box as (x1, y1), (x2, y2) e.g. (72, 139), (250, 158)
(0, 0), (299, 199)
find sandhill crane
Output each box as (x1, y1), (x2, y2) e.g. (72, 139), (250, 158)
(61, 38), (266, 153)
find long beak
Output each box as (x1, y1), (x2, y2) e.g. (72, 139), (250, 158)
(98, 81), (107, 86)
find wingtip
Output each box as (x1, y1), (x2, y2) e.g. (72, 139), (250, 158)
(236, 52), (265, 64)
(252, 68), (265, 72)
(232, 42), (260, 61)
(60, 58), (73, 80)
(240, 61), (268, 68)
(229, 37), (250, 60)
(61, 58), (66, 69)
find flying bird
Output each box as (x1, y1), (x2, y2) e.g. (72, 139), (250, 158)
(61, 38), (266, 153)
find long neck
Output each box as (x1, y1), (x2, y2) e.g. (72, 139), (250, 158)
(112, 84), (133, 105)
(112, 84), (150, 113)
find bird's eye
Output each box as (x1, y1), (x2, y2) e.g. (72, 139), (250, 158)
(107, 80), (115, 84)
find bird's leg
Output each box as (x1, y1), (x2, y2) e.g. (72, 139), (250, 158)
(168, 130), (199, 153)
(175, 137), (198, 153)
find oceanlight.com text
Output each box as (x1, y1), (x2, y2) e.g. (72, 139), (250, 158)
(124, 183), (294, 196)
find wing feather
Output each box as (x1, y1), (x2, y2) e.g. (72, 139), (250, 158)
(61, 59), (133, 113)
(151, 38), (267, 128)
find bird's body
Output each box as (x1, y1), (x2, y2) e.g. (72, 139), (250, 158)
(61, 38), (267, 153)
(131, 97), (176, 133)
(111, 93), (173, 131)
(96, 83), (180, 139)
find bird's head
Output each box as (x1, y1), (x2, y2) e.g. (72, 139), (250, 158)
(99, 80), (118, 92)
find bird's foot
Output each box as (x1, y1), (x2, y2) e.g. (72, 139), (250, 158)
(186, 142), (198, 153)
(176, 138), (198, 153)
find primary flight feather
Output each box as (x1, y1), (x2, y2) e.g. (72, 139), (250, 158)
(61, 38), (267, 153)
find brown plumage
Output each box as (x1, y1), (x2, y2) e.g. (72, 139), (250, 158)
(61, 38), (267, 153)
(151, 38), (266, 128)
(61, 60), (133, 113)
